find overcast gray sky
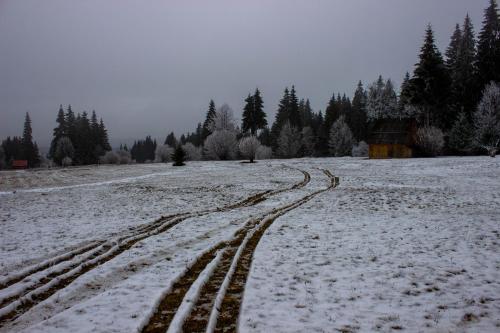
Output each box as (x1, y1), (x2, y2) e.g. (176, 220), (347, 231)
(0, 0), (488, 147)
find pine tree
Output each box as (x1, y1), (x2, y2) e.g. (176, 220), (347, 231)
(288, 86), (301, 129)
(171, 145), (186, 166)
(65, 105), (76, 146)
(299, 99), (314, 128)
(409, 25), (452, 129)
(270, 87), (291, 149)
(476, 0), (500, 90)
(21, 112), (40, 167)
(241, 88), (267, 135)
(399, 73), (412, 114)
(351, 81), (368, 141)
(90, 110), (102, 162)
(446, 24), (463, 73)
(202, 100), (217, 141)
(448, 112), (474, 154)
(99, 119), (111, 152)
(49, 105), (67, 159)
(455, 15), (478, 119)
(324, 93), (340, 132)
(164, 132), (177, 147)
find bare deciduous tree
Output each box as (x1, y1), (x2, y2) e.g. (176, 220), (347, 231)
(238, 135), (261, 163)
(204, 130), (237, 160)
(474, 82), (500, 157)
(277, 122), (301, 158)
(329, 115), (354, 157)
(416, 126), (444, 157)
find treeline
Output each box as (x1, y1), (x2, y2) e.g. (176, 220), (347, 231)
(1, 113), (40, 168)
(0, 105), (111, 169)
(48, 105), (111, 166)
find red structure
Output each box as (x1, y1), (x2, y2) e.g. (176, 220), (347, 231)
(12, 160), (28, 169)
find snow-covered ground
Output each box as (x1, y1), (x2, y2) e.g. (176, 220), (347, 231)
(241, 157), (500, 333)
(0, 161), (299, 272)
(0, 157), (499, 332)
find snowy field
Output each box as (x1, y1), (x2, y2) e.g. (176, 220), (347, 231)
(0, 157), (499, 333)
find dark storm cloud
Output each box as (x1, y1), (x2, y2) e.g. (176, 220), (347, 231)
(0, 0), (488, 147)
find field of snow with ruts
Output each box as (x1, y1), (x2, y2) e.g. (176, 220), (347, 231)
(0, 157), (499, 333)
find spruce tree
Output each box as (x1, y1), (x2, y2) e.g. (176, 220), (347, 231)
(99, 119), (111, 152)
(455, 15), (478, 119)
(171, 145), (186, 166)
(165, 132), (177, 147)
(21, 112), (40, 167)
(399, 73), (412, 113)
(409, 25), (452, 129)
(288, 86), (301, 129)
(351, 81), (368, 141)
(202, 100), (217, 140)
(324, 93), (340, 132)
(270, 87), (291, 149)
(446, 24), (463, 73)
(448, 112), (474, 154)
(241, 88), (268, 135)
(476, 0), (500, 90)
(49, 105), (67, 159)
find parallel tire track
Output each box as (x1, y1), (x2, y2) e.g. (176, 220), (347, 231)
(0, 168), (310, 327)
(140, 169), (337, 333)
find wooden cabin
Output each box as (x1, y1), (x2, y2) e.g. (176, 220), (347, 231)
(12, 160), (28, 169)
(368, 119), (417, 159)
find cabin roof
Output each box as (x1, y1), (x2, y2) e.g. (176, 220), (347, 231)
(368, 119), (416, 145)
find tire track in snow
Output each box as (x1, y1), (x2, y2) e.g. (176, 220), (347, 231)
(0, 168), (311, 328)
(140, 169), (337, 333)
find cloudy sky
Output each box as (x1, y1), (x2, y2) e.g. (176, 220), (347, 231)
(0, 0), (488, 147)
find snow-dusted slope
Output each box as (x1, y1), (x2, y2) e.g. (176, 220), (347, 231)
(240, 157), (500, 333)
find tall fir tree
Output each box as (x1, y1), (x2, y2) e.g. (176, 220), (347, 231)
(288, 86), (301, 129)
(49, 105), (67, 159)
(455, 15), (478, 119)
(21, 112), (40, 167)
(241, 88), (267, 135)
(409, 25), (452, 129)
(446, 24), (463, 72)
(324, 93), (341, 132)
(164, 132), (177, 147)
(99, 118), (111, 152)
(202, 100), (217, 141)
(350, 81), (368, 141)
(476, 0), (500, 90)
(270, 87), (291, 149)
(399, 72), (412, 113)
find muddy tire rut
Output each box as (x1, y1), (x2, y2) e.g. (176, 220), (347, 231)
(140, 169), (337, 333)
(0, 168), (310, 328)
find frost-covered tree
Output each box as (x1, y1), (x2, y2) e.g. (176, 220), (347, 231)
(329, 115), (354, 157)
(182, 142), (202, 161)
(448, 112), (474, 154)
(238, 135), (261, 163)
(154, 144), (174, 163)
(100, 151), (120, 164)
(300, 126), (315, 157)
(366, 76), (398, 121)
(256, 145), (273, 160)
(54, 136), (75, 165)
(352, 141), (369, 157)
(210, 104), (236, 132)
(61, 156), (72, 167)
(204, 130), (238, 160)
(116, 149), (132, 164)
(277, 121), (301, 158)
(474, 82), (500, 155)
(416, 126), (445, 157)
